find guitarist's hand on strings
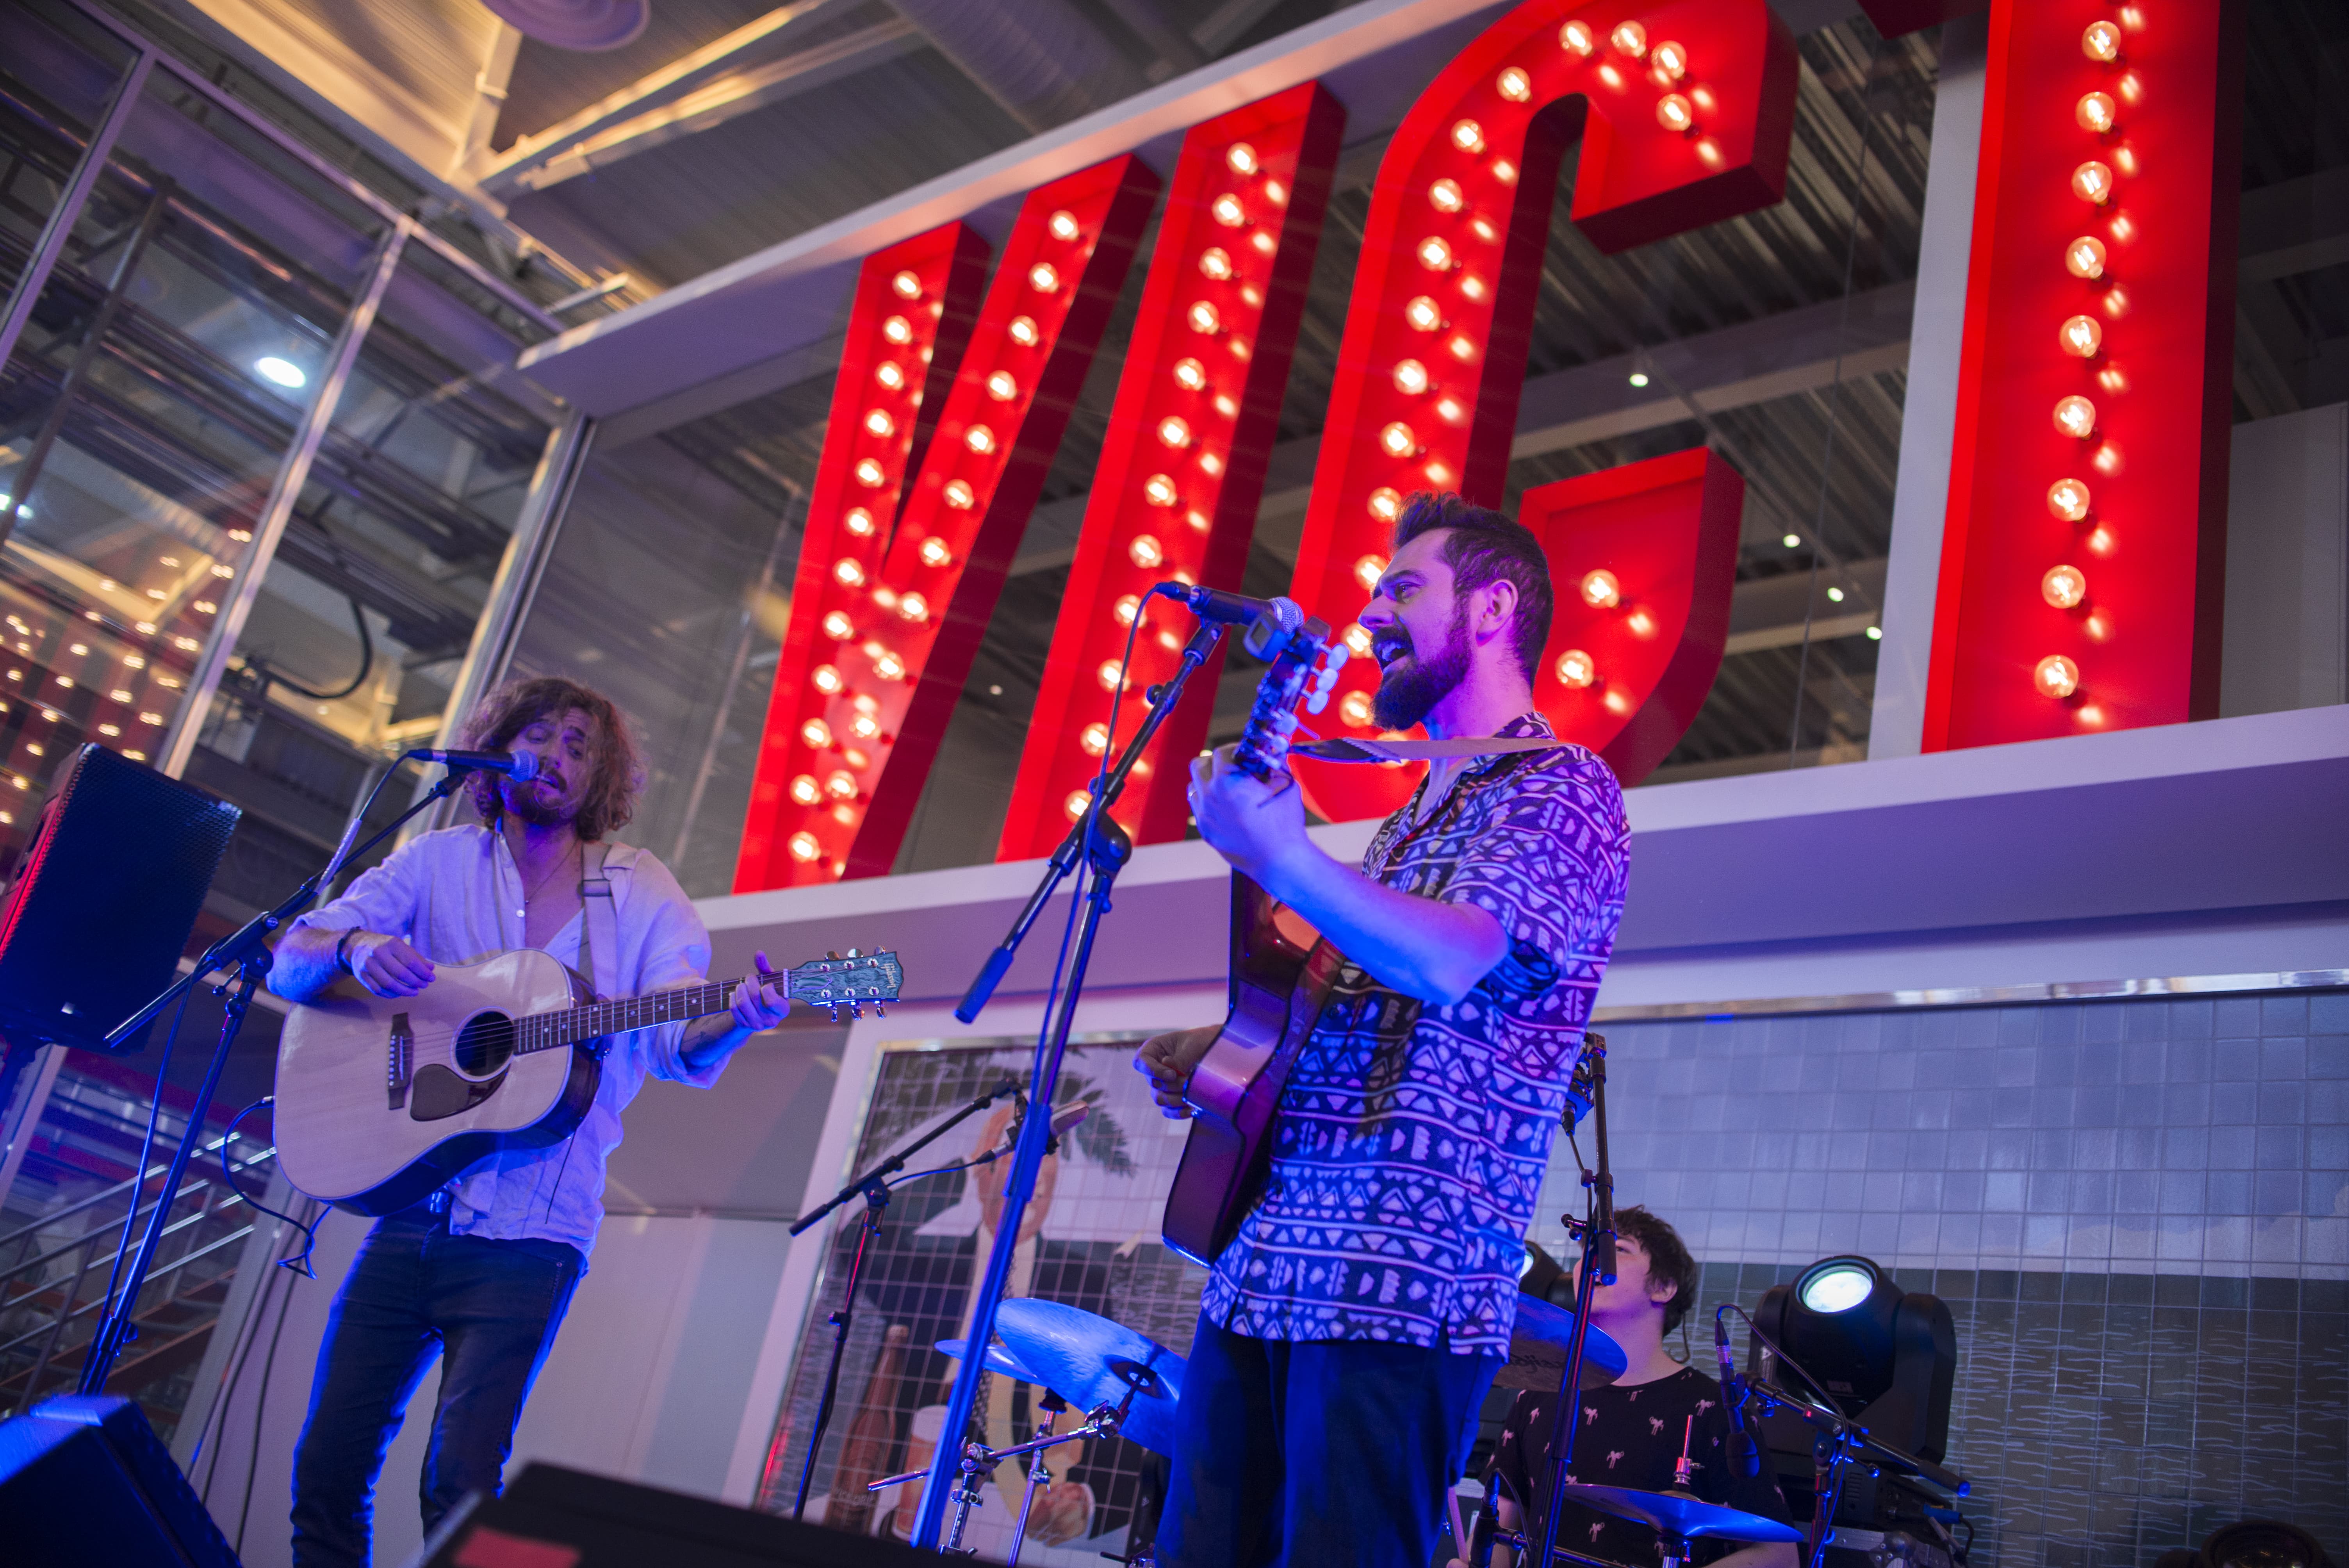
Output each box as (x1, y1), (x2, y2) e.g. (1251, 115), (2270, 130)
(345, 932), (435, 998)
(1187, 743), (1309, 886)
(1135, 1025), (1220, 1118)
(727, 951), (792, 1034)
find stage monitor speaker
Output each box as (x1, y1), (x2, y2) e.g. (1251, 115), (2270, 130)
(0, 743), (239, 1051)
(0, 1393), (240, 1566)
(417, 1462), (945, 1567)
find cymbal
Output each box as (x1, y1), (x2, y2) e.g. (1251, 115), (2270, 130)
(993, 1298), (1185, 1457)
(934, 1336), (1041, 1384)
(1494, 1292), (1628, 1391)
(1562, 1484), (1804, 1544)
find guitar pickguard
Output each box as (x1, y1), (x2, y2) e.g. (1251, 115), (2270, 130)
(409, 1064), (508, 1121)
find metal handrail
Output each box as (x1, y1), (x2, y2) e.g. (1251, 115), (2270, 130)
(0, 1219), (258, 1364)
(0, 1149), (273, 1303)
(0, 1133), (263, 1252)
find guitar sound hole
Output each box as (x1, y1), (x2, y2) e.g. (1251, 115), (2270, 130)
(454, 1011), (517, 1077)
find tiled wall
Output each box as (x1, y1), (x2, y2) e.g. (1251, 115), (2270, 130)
(1536, 991), (2349, 1566)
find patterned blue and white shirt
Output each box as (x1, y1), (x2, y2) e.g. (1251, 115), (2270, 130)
(1199, 712), (1630, 1354)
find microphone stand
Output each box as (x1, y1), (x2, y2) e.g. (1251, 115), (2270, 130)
(784, 1078), (1018, 1522)
(912, 619), (1224, 1549)
(76, 766), (475, 1394)
(1535, 1035), (1615, 1568)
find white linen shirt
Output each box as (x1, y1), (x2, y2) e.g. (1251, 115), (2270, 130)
(282, 824), (725, 1259)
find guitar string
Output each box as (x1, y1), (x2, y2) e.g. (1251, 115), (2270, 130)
(380, 971), (895, 1058)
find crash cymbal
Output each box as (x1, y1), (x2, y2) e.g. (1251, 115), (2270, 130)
(934, 1336), (1041, 1384)
(1494, 1292), (1629, 1392)
(993, 1298), (1184, 1457)
(1562, 1485), (1804, 1544)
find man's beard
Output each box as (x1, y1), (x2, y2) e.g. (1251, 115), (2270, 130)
(1371, 603), (1471, 731)
(503, 777), (576, 829)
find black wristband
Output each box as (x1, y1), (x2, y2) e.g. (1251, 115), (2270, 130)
(335, 927), (362, 976)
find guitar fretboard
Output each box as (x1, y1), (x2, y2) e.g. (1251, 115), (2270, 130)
(513, 980), (741, 1055)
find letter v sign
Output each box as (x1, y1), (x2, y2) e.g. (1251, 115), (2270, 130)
(735, 156), (1159, 890)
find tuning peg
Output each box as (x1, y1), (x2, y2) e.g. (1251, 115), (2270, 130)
(1324, 643), (1351, 671)
(847, 946), (860, 958)
(873, 1003), (886, 1018)
(827, 950), (841, 960)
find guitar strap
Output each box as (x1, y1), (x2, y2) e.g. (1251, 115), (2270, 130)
(579, 841), (622, 1002)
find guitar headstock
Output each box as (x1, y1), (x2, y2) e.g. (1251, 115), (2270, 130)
(1232, 612), (1349, 782)
(788, 949), (905, 1022)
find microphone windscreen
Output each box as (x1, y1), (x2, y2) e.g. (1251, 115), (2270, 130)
(507, 751), (538, 782)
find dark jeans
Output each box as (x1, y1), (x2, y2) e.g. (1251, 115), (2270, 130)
(1159, 1312), (1501, 1568)
(289, 1206), (584, 1568)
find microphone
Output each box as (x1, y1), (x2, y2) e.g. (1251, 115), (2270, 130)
(976, 1100), (1091, 1164)
(405, 748), (539, 781)
(1716, 1315), (1761, 1478)
(1153, 583), (1304, 631)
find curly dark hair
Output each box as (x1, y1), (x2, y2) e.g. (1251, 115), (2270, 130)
(1390, 491), (1555, 682)
(458, 676), (642, 843)
(1615, 1205), (1699, 1337)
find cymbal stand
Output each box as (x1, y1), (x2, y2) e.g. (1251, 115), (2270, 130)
(1007, 1386), (1069, 1568)
(1732, 1373), (1971, 1568)
(868, 1401), (1121, 1556)
(1533, 1035), (1615, 1568)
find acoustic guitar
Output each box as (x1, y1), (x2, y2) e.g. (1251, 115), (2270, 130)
(1161, 609), (1351, 1268)
(275, 947), (902, 1215)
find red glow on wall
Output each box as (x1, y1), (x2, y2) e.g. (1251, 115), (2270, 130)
(733, 155), (1160, 890)
(1283, 0), (1798, 823)
(1921, 0), (2242, 750)
(996, 85), (1346, 863)
(1519, 445), (1743, 784)
(734, 222), (986, 893)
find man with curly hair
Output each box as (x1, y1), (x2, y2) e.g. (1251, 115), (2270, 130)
(270, 677), (791, 1567)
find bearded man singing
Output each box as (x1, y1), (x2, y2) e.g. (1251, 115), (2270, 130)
(270, 677), (791, 1567)
(1137, 494), (1632, 1567)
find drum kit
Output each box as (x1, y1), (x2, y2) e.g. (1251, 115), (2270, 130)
(869, 1288), (1797, 1567)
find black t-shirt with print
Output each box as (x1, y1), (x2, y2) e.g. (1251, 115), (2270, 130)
(1489, 1365), (1793, 1564)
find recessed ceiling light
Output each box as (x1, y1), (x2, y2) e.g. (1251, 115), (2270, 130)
(255, 356), (306, 388)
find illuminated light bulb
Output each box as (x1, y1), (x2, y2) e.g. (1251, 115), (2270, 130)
(1405, 296), (1443, 331)
(2066, 235), (2108, 279)
(1610, 19), (1648, 57)
(834, 557), (867, 588)
(1061, 788), (1095, 823)
(1492, 158), (1517, 185)
(1339, 690), (1375, 727)
(2071, 160), (2114, 205)
(2060, 314), (2104, 358)
(1212, 395), (1237, 418)
(1556, 649), (1596, 688)
(2047, 478), (2092, 522)
(1212, 193), (1246, 227)
(1008, 315), (1040, 347)
(1226, 141), (1259, 176)
(1497, 66), (1532, 102)
(1435, 396), (1465, 421)
(2117, 70), (2142, 105)
(1198, 450), (1223, 477)
(1173, 357), (1207, 391)
(1580, 569), (1621, 608)
(2098, 366), (2128, 394)
(1115, 594), (1142, 626)
(891, 270), (922, 299)
(1379, 421), (1418, 458)
(982, 369), (1017, 402)
(1625, 608), (1655, 637)
(822, 611), (853, 640)
(1561, 18), (1596, 55)
(1355, 553), (1388, 591)
(813, 663), (845, 695)
(898, 592), (929, 622)
(2102, 285), (2130, 318)
(1029, 262), (1060, 293)
(1656, 94), (1694, 133)
(1451, 118), (1485, 153)
(1429, 177), (1465, 213)
(821, 769), (857, 802)
(1602, 688), (1632, 715)
(1459, 275), (1487, 301)
(919, 536), (953, 567)
(1394, 359), (1430, 395)
(2082, 20), (2121, 62)
(1344, 623), (1374, 657)
(788, 832), (823, 864)
(1251, 230), (1276, 256)
(844, 509), (878, 538)
(1264, 179), (1286, 206)
(854, 458), (886, 487)
(1048, 208), (1080, 241)
(944, 478), (976, 509)
(852, 692), (880, 715)
(1096, 659), (1125, 692)
(2112, 146), (2137, 177)
(2084, 611), (2112, 642)
(2110, 213), (2135, 244)
(1189, 301), (1221, 334)
(874, 360), (905, 390)
(1199, 246), (1233, 281)
(1470, 216), (1499, 244)
(2092, 442), (2123, 476)
(1418, 236), (1454, 271)
(883, 314), (913, 345)
(872, 586), (898, 609)
(790, 774), (822, 806)
(2054, 396), (2098, 439)
(966, 424), (997, 454)
(1144, 473), (1179, 506)
(1695, 137), (1723, 166)
(864, 409), (895, 438)
(1652, 40), (1688, 80)
(801, 717), (834, 749)
(1368, 486), (1403, 522)
(1187, 508), (1212, 533)
(1129, 534), (1165, 569)
(1151, 414), (1195, 452)
(1081, 722), (1110, 757)
(2077, 91), (2116, 134)
(1450, 335), (1477, 362)
(850, 713), (880, 740)
(2035, 654), (2081, 698)
(2042, 564), (2088, 608)
(874, 650), (906, 681)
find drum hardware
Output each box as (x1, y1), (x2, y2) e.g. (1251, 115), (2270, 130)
(1534, 1032), (1618, 1568)
(1496, 1484), (1804, 1566)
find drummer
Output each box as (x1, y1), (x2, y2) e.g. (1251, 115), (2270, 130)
(1463, 1207), (1796, 1568)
